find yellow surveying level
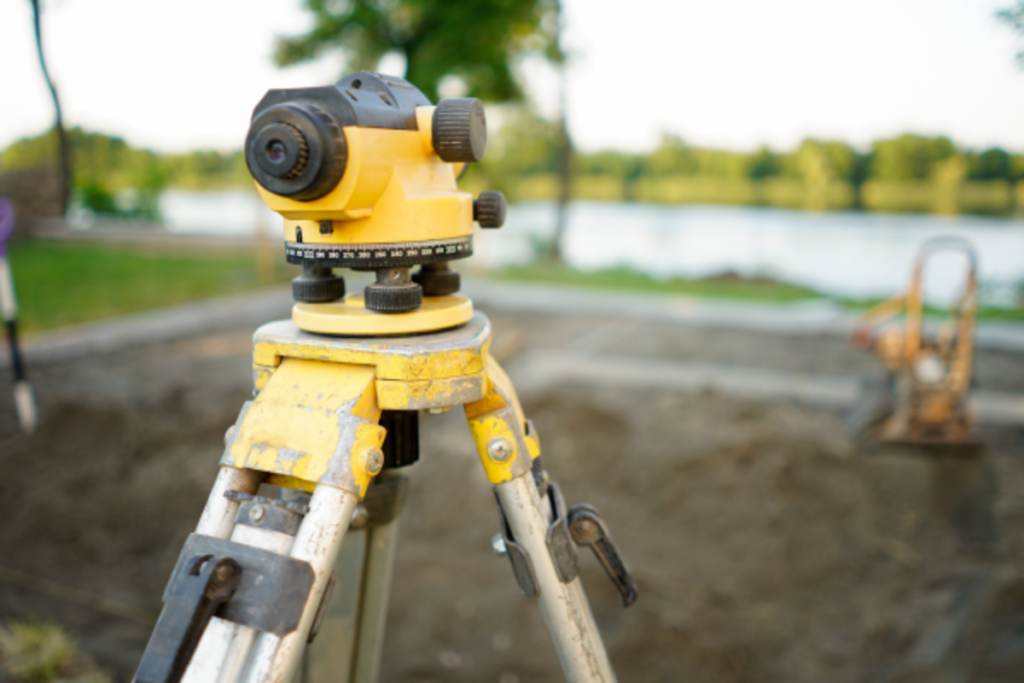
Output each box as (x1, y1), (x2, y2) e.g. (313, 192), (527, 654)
(135, 72), (635, 683)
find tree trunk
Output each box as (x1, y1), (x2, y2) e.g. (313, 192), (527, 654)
(549, 0), (572, 264)
(31, 0), (71, 216)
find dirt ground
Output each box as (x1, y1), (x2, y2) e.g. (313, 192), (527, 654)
(1, 308), (1023, 683)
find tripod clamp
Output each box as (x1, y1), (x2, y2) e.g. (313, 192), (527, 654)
(494, 475), (638, 608)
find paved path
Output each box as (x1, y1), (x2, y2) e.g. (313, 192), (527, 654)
(508, 348), (1024, 426)
(6, 279), (1024, 425)
(461, 278), (1024, 352)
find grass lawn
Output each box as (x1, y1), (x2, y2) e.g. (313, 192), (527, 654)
(4, 243), (1021, 333)
(496, 264), (822, 301)
(495, 263), (1024, 322)
(6, 241), (292, 333)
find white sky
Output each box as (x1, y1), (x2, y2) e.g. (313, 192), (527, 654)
(1, 0), (1022, 155)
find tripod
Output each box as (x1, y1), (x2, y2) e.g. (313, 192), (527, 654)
(133, 71), (636, 683)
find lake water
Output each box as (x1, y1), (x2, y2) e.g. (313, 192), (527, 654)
(160, 191), (1024, 307)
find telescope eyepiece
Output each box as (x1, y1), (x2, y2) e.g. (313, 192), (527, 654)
(245, 103), (347, 201)
(253, 122), (308, 179)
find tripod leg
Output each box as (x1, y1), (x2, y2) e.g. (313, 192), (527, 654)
(140, 360), (386, 683)
(304, 472), (406, 683)
(466, 357), (617, 683)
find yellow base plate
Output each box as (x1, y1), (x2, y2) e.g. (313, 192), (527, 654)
(292, 293), (474, 336)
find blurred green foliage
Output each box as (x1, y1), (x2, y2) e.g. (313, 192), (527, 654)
(0, 128), (248, 218)
(997, 1), (1024, 65)
(275, 0), (558, 103)
(6, 242), (289, 332)
(0, 619), (109, 683)
(4, 116), (1024, 217)
(470, 114), (1024, 215)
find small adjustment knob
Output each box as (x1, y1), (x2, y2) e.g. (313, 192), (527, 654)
(364, 267), (422, 313)
(292, 266), (345, 303)
(473, 191), (506, 228)
(432, 98), (487, 162)
(364, 284), (422, 313)
(412, 263), (460, 296)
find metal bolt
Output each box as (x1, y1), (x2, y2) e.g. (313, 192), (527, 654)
(350, 505), (370, 529)
(215, 564), (234, 581)
(491, 533), (508, 557)
(364, 448), (385, 475)
(575, 519), (596, 535)
(249, 504), (266, 524)
(487, 438), (514, 462)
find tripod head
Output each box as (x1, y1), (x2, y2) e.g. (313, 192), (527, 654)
(245, 72), (506, 330)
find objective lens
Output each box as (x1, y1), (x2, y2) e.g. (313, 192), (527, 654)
(266, 140), (287, 162)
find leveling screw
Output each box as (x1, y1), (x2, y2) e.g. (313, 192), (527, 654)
(487, 438), (514, 462)
(215, 564), (235, 581)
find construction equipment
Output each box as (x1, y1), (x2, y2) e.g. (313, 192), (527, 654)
(134, 72), (635, 683)
(847, 235), (978, 445)
(0, 198), (37, 434)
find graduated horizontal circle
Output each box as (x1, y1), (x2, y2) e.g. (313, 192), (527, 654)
(292, 293), (473, 336)
(284, 235), (473, 269)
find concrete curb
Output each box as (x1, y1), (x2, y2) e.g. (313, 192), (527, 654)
(6, 278), (1024, 367)
(10, 287), (293, 366)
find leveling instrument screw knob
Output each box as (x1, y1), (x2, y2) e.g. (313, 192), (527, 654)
(487, 438), (514, 462)
(432, 98), (487, 163)
(293, 266), (345, 303)
(473, 191), (506, 229)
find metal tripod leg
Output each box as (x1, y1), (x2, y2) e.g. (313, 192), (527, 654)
(495, 473), (616, 682)
(302, 473), (404, 683)
(466, 356), (618, 683)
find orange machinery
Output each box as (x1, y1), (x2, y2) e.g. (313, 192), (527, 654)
(848, 236), (979, 445)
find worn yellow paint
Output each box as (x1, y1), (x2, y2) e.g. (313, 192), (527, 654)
(349, 421), (388, 495)
(253, 325), (487, 382)
(254, 366), (274, 391)
(256, 127), (472, 245)
(375, 371), (485, 410)
(481, 355), (527, 434)
(524, 422), (541, 460)
(266, 473), (316, 493)
(467, 414), (520, 484)
(292, 294), (473, 336)
(228, 358), (384, 493)
(464, 356), (541, 483)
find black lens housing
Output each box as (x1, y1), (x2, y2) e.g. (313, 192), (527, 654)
(245, 103), (347, 201)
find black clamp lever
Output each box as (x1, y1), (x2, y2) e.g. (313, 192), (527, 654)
(568, 503), (638, 607)
(135, 555), (242, 683)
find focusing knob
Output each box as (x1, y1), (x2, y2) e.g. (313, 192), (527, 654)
(432, 98), (487, 163)
(246, 103), (347, 201)
(473, 191), (506, 228)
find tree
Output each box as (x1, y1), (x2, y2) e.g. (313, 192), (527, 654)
(29, 0), (70, 215)
(869, 135), (955, 181)
(275, 0), (557, 104)
(997, 2), (1024, 65)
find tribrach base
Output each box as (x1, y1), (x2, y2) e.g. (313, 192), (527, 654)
(292, 293), (473, 336)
